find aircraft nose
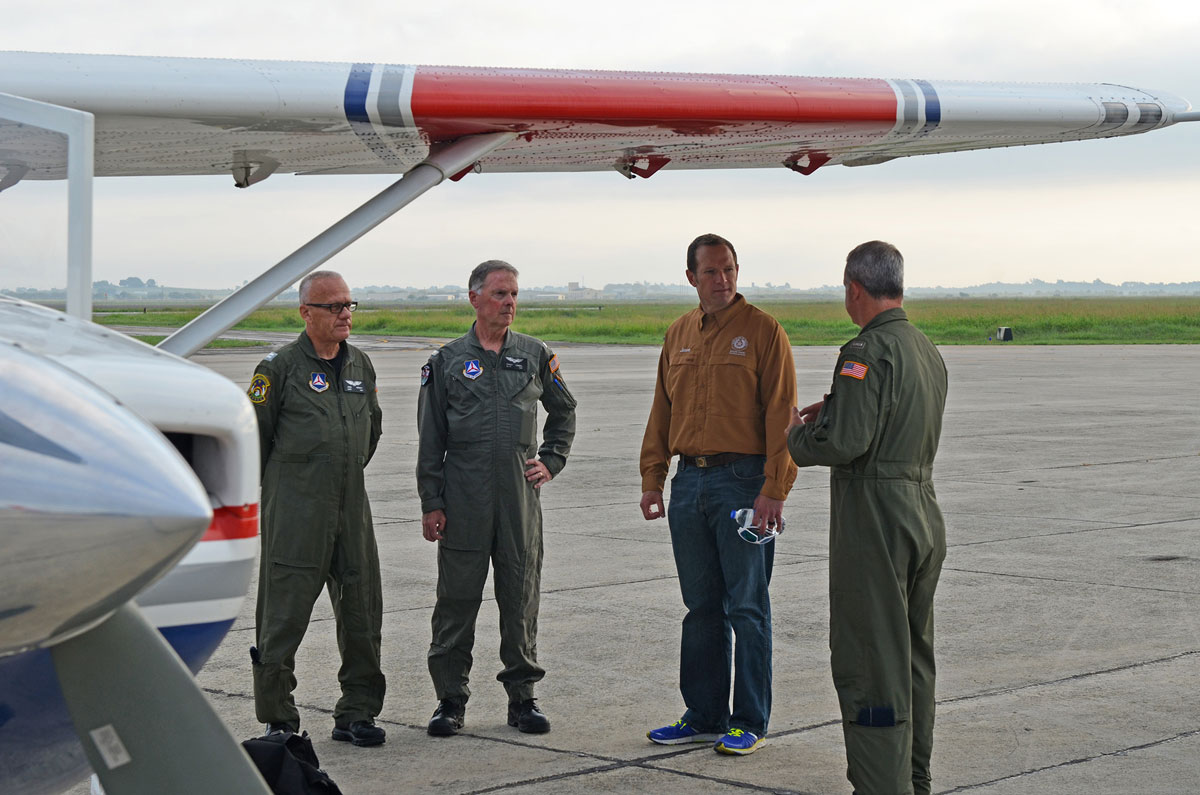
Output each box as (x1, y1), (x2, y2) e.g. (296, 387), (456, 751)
(0, 343), (212, 655)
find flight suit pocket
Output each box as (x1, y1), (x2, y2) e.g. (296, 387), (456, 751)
(446, 374), (486, 447)
(509, 374), (539, 447)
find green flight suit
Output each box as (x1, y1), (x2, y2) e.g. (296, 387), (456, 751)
(248, 332), (384, 731)
(416, 325), (577, 703)
(787, 308), (947, 795)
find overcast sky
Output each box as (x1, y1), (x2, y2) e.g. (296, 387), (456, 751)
(1, 0), (1198, 291)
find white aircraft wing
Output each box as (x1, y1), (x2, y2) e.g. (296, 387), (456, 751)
(0, 51), (1195, 184)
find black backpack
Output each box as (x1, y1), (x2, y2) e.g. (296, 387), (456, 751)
(241, 731), (344, 795)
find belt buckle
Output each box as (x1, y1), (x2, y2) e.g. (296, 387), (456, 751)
(695, 456), (708, 467)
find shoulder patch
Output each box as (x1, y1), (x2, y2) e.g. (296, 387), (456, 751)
(844, 339), (867, 351)
(248, 373), (271, 404)
(839, 360), (868, 380)
(421, 363), (431, 386)
(263, 351), (278, 362)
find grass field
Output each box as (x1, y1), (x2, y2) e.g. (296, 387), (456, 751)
(95, 297), (1200, 345)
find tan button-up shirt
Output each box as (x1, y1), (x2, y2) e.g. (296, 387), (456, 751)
(640, 294), (798, 500)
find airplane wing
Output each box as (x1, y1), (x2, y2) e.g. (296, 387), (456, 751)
(0, 51), (1195, 185)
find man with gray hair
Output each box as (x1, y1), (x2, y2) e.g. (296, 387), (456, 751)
(786, 241), (948, 795)
(247, 269), (386, 746)
(417, 260), (577, 737)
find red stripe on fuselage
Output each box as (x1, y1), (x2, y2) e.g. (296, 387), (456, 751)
(201, 504), (258, 541)
(410, 68), (897, 132)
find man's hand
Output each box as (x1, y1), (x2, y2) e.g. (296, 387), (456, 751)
(525, 458), (553, 488)
(795, 398), (825, 427)
(422, 509), (447, 542)
(640, 490), (665, 520)
(752, 494), (785, 535)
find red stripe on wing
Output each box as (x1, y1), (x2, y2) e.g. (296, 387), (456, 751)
(411, 67), (897, 129)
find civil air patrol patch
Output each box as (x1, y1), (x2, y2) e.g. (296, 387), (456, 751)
(309, 372), (329, 392)
(247, 373), (271, 404)
(343, 379), (365, 393)
(503, 356), (527, 372)
(839, 360), (868, 380)
(464, 359), (483, 380)
(421, 363), (431, 386)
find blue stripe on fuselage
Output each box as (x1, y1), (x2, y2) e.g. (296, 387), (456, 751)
(914, 79), (941, 128)
(344, 63), (373, 123)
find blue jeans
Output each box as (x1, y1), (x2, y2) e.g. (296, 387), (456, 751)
(668, 454), (773, 736)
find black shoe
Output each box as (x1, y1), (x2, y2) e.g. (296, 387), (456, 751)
(332, 718), (386, 747)
(427, 698), (466, 736)
(507, 698), (550, 734)
(263, 722), (294, 737)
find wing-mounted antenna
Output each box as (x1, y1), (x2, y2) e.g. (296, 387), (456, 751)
(0, 163), (28, 192)
(232, 150), (281, 188)
(614, 152), (671, 179)
(784, 150), (831, 175)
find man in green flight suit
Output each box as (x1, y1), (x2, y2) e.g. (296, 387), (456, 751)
(246, 270), (386, 747)
(417, 260), (577, 737)
(786, 241), (948, 795)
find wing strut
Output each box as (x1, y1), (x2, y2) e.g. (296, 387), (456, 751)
(0, 92), (93, 319)
(158, 131), (517, 358)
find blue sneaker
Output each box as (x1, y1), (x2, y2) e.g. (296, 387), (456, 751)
(647, 719), (721, 745)
(714, 728), (764, 755)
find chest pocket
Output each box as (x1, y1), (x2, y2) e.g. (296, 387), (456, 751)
(507, 371), (539, 447)
(713, 355), (760, 419)
(277, 378), (333, 454)
(446, 371), (488, 448)
(665, 351), (699, 398)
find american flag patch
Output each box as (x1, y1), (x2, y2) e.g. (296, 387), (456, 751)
(839, 360), (868, 380)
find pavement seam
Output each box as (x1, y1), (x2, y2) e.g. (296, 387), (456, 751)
(943, 565), (1200, 595)
(944, 515), (1199, 549)
(937, 649), (1200, 705)
(934, 726), (1200, 793)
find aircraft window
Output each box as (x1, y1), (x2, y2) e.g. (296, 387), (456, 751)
(1134, 103), (1163, 128)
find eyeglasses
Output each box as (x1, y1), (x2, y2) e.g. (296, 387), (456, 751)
(306, 302), (358, 314)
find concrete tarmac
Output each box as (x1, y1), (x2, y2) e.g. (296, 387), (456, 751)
(121, 341), (1200, 793)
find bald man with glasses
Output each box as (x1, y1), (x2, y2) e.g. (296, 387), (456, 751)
(246, 270), (387, 747)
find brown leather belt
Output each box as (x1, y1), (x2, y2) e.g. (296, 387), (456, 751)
(679, 452), (753, 469)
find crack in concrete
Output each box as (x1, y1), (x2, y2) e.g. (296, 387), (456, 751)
(944, 565), (1200, 595)
(934, 726), (1200, 793)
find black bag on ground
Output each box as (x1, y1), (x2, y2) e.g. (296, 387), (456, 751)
(241, 731), (343, 795)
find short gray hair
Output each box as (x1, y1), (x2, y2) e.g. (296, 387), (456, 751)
(298, 270), (344, 304)
(844, 241), (903, 300)
(468, 260), (519, 293)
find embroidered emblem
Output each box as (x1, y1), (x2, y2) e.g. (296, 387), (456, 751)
(839, 361), (868, 380)
(548, 355), (560, 373)
(731, 336), (748, 350)
(847, 339), (867, 350)
(679, 347), (691, 353)
(464, 360), (483, 380)
(309, 372), (329, 392)
(263, 352), (278, 362)
(421, 363), (431, 386)
(503, 356), (528, 372)
(247, 373), (271, 404)
(343, 379), (365, 393)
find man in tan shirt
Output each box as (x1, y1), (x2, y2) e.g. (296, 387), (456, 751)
(639, 233), (797, 756)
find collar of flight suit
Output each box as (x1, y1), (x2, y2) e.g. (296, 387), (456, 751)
(297, 330), (354, 366)
(466, 322), (513, 354)
(859, 306), (909, 335)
